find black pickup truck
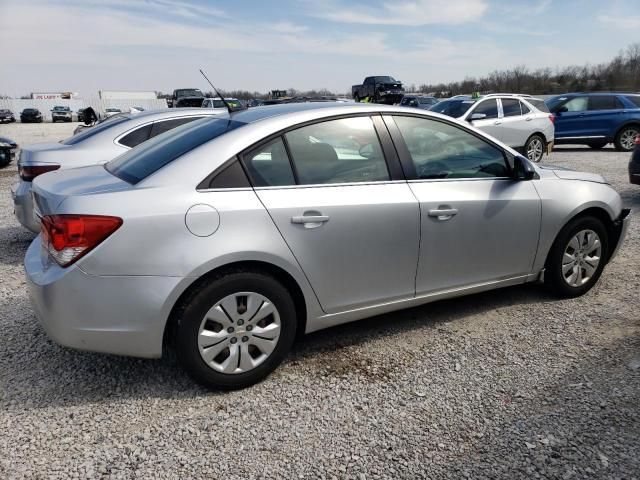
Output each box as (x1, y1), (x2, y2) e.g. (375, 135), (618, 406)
(351, 76), (404, 104)
(169, 88), (205, 108)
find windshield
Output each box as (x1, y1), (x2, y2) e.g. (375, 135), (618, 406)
(429, 99), (475, 118)
(106, 117), (246, 184)
(375, 76), (397, 83)
(176, 89), (203, 97)
(53, 106), (69, 111)
(62, 116), (130, 145)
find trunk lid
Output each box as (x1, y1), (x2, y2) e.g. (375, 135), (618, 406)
(31, 165), (131, 217)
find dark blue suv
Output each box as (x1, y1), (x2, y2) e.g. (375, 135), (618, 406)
(546, 92), (640, 151)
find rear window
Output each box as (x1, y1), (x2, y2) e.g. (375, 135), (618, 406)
(106, 117), (246, 184)
(527, 99), (549, 112)
(625, 95), (640, 108)
(429, 99), (475, 118)
(62, 116), (130, 145)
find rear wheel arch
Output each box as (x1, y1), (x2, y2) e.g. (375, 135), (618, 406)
(163, 260), (308, 352)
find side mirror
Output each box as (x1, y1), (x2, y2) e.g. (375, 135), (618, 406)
(469, 112), (487, 122)
(513, 155), (535, 180)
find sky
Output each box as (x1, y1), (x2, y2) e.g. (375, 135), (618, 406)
(0, 0), (638, 97)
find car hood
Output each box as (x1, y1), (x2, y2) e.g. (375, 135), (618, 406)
(539, 165), (608, 184)
(0, 136), (18, 147)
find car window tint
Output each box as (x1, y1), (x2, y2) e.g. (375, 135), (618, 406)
(519, 101), (531, 114)
(471, 99), (499, 119)
(502, 98), (521, 117)
(150, 116), (204, 138)
(625, 96), (640, 108)
(107, 117), (246, 184)
(563, 97), (588, 112)
(118, 124), (153, 148)
(62, 116), (130, 145)
(393, 116), (508, 180)
(200, 160), (250, 189)
(588, 96), (618, 110)
(285, 116), (390, 185)
(528, 99), (549, 112)
(242, 137), (296, 187)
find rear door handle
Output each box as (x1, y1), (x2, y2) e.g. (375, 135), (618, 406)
(291, 214), (330, 227)
(525, 117), (533, 121)
(428, 208), (458, 220)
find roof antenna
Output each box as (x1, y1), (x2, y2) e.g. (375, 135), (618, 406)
(199, 69), (244, 113)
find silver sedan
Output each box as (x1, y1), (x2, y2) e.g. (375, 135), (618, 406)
(25, 103), (630, 389)
(11, 108), (225, 232)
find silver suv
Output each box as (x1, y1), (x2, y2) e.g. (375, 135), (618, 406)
(430, 94), (555, 162)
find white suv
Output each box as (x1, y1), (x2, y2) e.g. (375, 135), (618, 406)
(429, 94), (555, 162)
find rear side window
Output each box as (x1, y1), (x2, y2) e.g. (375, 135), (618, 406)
(285, 117), (390, 185)
(106, 118), (246, 184)
(527, 99), (549, 112)
(242, 137), (296, 187)
(471, 99), (499, 119)
(588, 96), (619, 110)
(519, 101), (531, 114)
(150, 117), (203, 138)
(198, 160), (250, 190)
(625, 96), (640, 107)
(501, 99), (521, 117)
(118, 124), (152, 148)
(62, 116), (130, 145)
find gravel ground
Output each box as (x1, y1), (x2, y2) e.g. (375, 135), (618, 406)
(0, 124), (638, 479)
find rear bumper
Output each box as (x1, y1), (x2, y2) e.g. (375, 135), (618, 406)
(11, 180), (40, 233)
(25, 237), (184, 359)
(609, 209), (631, 262)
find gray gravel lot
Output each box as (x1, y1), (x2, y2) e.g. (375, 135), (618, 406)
(0, 123), (638, 479)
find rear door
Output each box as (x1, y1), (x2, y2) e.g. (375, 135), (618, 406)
(498, 98), (530, 148)
(385, 114), (541, 294)
(585, 95), (625, 137)
(243, 115), (420, 314)
(466, 99), (503, 141)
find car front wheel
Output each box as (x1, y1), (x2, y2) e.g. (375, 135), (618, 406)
(175, 270), (297, 390)
(525, 134), (545, 163)
(544, 216), (609, 298)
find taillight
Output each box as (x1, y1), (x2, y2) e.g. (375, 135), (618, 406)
(19, 164), (60, 181)
(548, 114), (555, 124)
(41, 215), (122, 267)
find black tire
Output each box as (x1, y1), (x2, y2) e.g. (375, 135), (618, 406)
(175, 270), (297, 390)
(614, 125), (639, 152)
(354, 94), (360, 103)
(524, 134), (545, 163)
(544, 215), (609, 298)
(588, 141), (608, 149)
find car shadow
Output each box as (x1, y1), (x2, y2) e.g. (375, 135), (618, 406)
(0, 225), (35, 266)
(552, 146), (619, 153)
(0, 281), (562, 409)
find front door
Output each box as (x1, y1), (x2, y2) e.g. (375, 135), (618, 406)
(467, 98), (504, 142)
(242, 116), (420, 313)
(386, 115), (541, 294)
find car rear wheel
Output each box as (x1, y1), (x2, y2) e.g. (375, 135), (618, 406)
(525, 134), (545, 163)
(588, 141), (608, 149)
(544, 216), (608, 298)
(615, 126), (639, 152)
(175, 270), (297, 390)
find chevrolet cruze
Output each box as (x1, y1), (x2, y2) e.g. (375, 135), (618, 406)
(26, 103), (630, 389)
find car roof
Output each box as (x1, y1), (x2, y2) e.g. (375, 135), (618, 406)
(556, 92), (639, 97)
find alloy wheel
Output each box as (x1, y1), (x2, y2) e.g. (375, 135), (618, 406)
(527, 137), (544, 162)
(197, 292), (281, 374)
(561, 229), (602, 287)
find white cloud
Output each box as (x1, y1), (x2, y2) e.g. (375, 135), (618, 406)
(271, 21), (309, 34)
(598, 13), (640, 28)
(312, 0), (487, 26)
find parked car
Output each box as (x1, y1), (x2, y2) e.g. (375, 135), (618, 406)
(0, 109), (16, 123)
(400, 95), (439, 109)
(170, 88), (205, 108)
(12, 108), (222, 233)
(545, 92), (640, 151)
(51, 106), (72, 122)
(20, 108), (43, 123)
(352, 76), (404, 104)
(429, 94), (555, 162)
(25, 102), (630, 390)
(77, 108), (86, 123)
(629, 134), (640, 185)
(202, 97), (242, 111)
(104, 108), (123, 118)
(0, 136), (18, 168)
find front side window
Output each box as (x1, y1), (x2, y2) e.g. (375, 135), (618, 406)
(470, 99), (499, 119)
(242, 137), (296, 187)
(285, 116), (390, 185)
(501, 98), (522, 117)
(393, 116), (509, 180)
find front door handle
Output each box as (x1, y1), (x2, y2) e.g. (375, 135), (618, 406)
(428, 208), (458, 221)
(291, 215), (329, 224)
